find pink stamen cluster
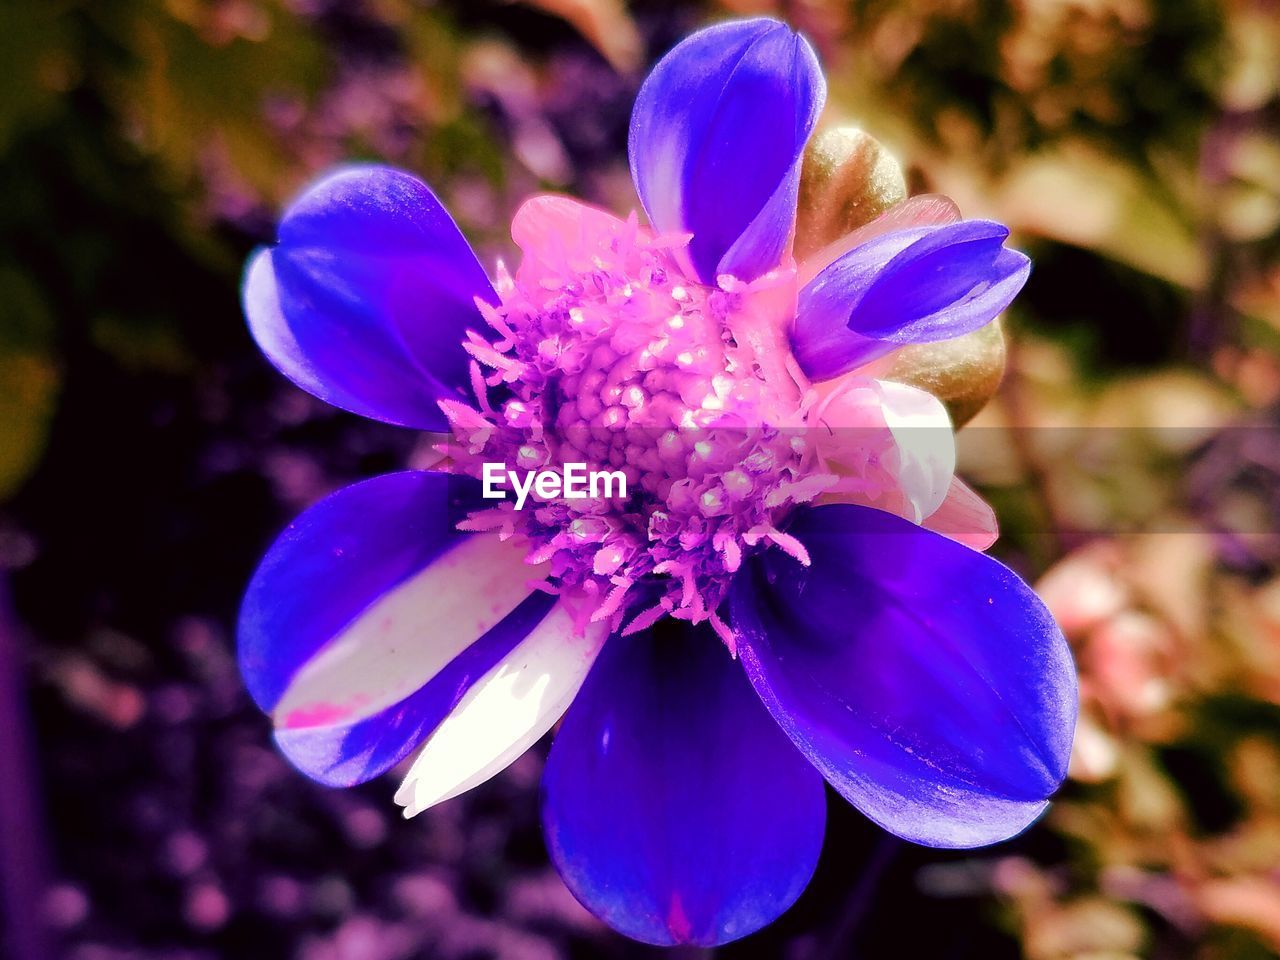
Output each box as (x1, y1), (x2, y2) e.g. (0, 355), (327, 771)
(441, 205), (834, 645)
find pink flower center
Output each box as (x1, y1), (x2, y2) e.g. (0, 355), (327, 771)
(442, 199), (833, 644)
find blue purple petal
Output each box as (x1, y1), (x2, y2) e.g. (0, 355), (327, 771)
(792, 221), (1031, 381)
(273, 591), (554, 787)
(238, 471), (477, 713)
(730, 504), (1076, 848)
(243, 165), (496, 429)
(542, 622), (826, 946)
(629, 18), (825, 283)
(239, 471), (564, 787)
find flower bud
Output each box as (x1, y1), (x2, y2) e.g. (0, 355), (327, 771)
(795, 126), (907, 260)
(882, 319), (1007, 427)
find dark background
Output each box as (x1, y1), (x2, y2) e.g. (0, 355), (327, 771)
(2, 1), (1279, 957)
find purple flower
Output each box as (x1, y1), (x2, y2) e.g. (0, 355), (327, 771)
(239, 17), (1076, 947)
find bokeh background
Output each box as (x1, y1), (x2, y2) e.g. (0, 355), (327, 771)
(3, 0), (1280, 957)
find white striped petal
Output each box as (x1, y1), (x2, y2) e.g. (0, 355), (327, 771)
(877, 379), (956, 523)
(812, 377), (956, 525)
(274, 533), (541, 730)
(394, 604), (609, 817)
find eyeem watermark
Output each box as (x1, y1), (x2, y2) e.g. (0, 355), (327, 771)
(482, 463), (628, 510)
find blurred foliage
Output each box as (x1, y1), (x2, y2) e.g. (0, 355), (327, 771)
(1, 0), (1279, 958)
(0, 267), (59, 501)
